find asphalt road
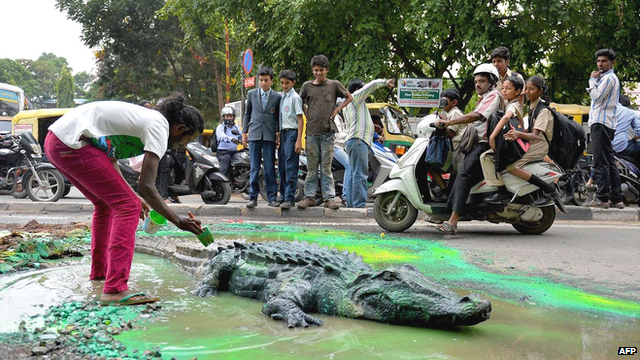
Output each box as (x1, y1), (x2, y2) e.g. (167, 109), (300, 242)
(1, 208), (638, 303)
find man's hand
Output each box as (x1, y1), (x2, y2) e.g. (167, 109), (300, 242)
(590, 70), (601, 79)
(177, 216), (203, 235)
(435, 120), (450, 128)
(138, 195), (150, 220)
(489, 138), (496, 151)
(242, 133), (248, 148)
(386, 78), (396, 88)
(295, 140), (303, 153)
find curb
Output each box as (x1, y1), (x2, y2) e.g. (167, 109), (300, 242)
(0, 201), (637, 222)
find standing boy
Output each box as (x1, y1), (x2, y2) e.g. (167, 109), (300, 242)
(277, 70), (304, 209)
(297, 54), (353, 210)
(584, 48), (623, 209)
(491, 46), (524, 105)
(243, 67), (282, 208)
(342, 78), (395, 208)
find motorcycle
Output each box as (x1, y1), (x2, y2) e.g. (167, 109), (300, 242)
(297, 141), (398, 205)
(0, 132), (66, 202)
(558, 156), (590, 206)
(616, 154), (640, 205)
(118, 140), (231, 205)
(373, 134), (564, 235)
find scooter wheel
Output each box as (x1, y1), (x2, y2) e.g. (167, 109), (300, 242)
(512, 205), (556, 235)
(373, 191), (418, 233)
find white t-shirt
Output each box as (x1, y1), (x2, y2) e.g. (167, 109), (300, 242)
(49, 101), (170, 159)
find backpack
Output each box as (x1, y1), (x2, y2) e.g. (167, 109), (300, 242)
(210, 124), (220, 153)
(531, 102), (586, 171)
(486, 110), (529, 171)
(424, 127), (450, 168)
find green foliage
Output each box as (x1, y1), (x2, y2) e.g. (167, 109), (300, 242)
(49, 0), (640, 118)
(57, 67), (75, 108)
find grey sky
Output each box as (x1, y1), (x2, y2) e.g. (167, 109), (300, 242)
(0, 0), (96, 74)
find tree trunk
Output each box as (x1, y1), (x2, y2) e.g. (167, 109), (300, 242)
(214, 62), (224, 114)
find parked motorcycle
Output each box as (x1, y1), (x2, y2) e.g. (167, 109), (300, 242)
(616, 154), (640, 205)
(297, 141), (397, 205)
(0, 132), (66, 202)
(118, 141), (231, 204)
(558, 156), (590, 206)
(373, 136), (563, 234)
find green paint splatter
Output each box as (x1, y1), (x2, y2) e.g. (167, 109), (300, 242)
(147, 223), (640, 319)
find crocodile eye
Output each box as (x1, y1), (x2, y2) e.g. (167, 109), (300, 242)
(382, 272), (397, 281)
(460, 296), (471, 303)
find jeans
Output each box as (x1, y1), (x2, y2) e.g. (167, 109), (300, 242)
(447, 142), (490, 213)
(591, 124), (623, 203)
(333, 145), (350, 202)
(278, 130), (300, 203)
(619, 140), (640, 157)
(249, 140), (277, 201)
(156, 152), (172, 198)
(304, 133), (335, 200)
(216, 150), (236, 178)
(44, 132), (141, 294)
(345, 138), (369, 208)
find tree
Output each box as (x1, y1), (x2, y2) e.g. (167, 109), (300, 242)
(73, 71), (96, 99)
(19, 53), (71, 104)
(57, 67), (75, 108)
(56, 0), (226, 126)
(170, 0), (640, 109)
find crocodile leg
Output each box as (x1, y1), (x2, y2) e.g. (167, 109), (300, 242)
(261, 280), (323, 328)
(192, 250), (237, 297)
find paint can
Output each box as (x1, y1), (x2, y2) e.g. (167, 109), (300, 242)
(142, 210), (167, 234)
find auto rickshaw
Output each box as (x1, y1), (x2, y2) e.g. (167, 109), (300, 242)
(367, 103), (416, 156)
(12, 108), (71, 148)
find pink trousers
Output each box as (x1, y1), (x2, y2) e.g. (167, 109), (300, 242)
(44, 132), (141, 294)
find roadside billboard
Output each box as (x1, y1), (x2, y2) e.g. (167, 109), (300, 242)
(397, 78), (442, 108)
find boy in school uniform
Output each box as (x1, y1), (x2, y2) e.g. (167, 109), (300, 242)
(242, 66), (282, 208)
(297, 54), (353, 210)
(277, 70), (304, 209)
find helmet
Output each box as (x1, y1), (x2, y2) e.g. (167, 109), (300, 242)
(221, 106), (236, 118)
(473, 63), (500, 84)
(221, 106), (236, 125)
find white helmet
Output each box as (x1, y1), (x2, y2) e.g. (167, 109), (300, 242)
(473, 63), (500, 84)
(221, 106), (236, 118)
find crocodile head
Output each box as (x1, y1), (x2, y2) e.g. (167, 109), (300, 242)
(348, 264), (491, 327)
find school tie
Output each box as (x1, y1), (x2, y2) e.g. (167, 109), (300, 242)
(261, 91), (268, 110)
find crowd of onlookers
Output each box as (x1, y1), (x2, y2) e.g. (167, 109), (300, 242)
(216, 47), (639, 232)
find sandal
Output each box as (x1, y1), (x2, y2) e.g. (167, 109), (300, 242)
(435, 222), (457, 235)
(100, 292), (160, 306)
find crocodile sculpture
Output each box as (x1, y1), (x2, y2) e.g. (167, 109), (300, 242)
(193, 241), (491, 328)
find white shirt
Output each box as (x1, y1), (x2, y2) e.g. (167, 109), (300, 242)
(49, 101), (170, 159)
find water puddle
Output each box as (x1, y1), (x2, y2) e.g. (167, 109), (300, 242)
(1, 224), (638, 359)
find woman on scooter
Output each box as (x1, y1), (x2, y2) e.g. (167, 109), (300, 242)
(502, 75), (566, 213)
(44, 93), (205, 306)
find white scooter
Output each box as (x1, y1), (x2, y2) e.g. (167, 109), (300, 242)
(374, 119), (564, 235)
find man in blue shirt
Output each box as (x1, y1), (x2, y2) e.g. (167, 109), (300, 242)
(613, 96), (640, 158)
(215, 106), (242, 178)
(585, 48), (624, 209)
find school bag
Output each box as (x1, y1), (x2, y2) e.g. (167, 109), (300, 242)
(210, 124), (220, 153)
(486, 110), (529, 171)
(531, 102), (586, 171)
(424, 127), (450, 168)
